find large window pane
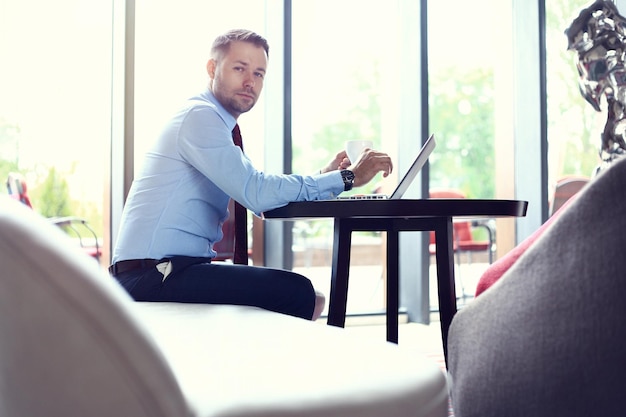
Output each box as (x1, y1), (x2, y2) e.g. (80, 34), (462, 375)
(428, 0), (507, 199)
(427, 0), (515, 301)
(546, 0), (602, 188)
(1, 0), (112, 265)
(292, 1), (419, 315)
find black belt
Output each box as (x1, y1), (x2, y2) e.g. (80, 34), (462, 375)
(109, 259), (161, 275)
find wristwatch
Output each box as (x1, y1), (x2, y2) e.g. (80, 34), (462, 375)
(340, 169), (355, 191)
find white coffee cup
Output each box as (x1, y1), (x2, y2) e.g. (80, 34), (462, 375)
(345, 140), (373, 164)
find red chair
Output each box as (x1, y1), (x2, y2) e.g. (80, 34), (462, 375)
(428, 188), (494, 265)
(6, 172), (33, 208)
(549, 175), (589, 217)
(212, 199), (249, 262)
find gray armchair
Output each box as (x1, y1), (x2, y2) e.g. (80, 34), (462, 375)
(447, 157), (626, 416)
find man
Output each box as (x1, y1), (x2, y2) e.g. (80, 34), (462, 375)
(110, 29), (393, 321)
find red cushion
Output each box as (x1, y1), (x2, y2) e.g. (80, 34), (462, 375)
(474, 198), (575, 296)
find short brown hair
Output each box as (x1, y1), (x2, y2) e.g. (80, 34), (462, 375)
(210, 29), (270, 60)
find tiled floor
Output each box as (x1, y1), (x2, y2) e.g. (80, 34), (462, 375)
(297, 261), (489, 365)
(299, 261), (468, 416)
(296, 261), (486, 317)
(339, 318), (446, 358)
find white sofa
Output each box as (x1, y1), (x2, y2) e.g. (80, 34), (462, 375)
(0, 198), (448, 417)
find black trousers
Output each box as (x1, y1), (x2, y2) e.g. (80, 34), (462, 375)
(112, 256), (316, 320)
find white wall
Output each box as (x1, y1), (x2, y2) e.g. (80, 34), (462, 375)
(616, 0), (626, 13)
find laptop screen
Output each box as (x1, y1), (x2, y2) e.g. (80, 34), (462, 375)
(388, 133), (436, 199)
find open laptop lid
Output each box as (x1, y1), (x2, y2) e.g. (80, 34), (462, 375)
(388, 134), (436, 199)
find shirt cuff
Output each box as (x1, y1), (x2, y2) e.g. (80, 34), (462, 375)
(314, 171), (345, 200)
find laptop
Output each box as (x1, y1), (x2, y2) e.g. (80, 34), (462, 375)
(336, 133), (436, 200)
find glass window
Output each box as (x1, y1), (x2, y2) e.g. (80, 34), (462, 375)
(291, 1), (420, 315)
(427, 0), (514, 302)
(546, 0), (602, 188)
(1, 0), (112, 265)
(428, 0), (507, 199)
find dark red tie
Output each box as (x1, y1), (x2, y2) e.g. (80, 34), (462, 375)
(231, 124), (248, 264)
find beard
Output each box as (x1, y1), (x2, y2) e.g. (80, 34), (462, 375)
(223, 94), (256, 115)
(212, 82), (257, 117)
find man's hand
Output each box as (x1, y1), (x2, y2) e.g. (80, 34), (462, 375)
(319, 148), (393, 189)
(320, 150), (351, 174)
(349, 148), (393, 188)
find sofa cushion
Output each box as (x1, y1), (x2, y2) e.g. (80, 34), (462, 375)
(136, 302), (449, 417)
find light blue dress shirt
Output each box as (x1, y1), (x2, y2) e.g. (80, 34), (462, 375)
(113, 89), (344, 262)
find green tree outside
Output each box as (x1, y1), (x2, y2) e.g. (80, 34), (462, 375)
(429, 67), (495, 199)
(34, 166), (73, 218)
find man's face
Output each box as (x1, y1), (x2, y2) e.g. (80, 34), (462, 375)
(207, 41), (268, 118)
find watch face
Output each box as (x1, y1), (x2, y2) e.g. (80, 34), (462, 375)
(341, 170), (354, 181)
(341, 170), (354, 191)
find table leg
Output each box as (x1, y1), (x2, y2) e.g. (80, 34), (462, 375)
(386, 230), (399, 343)
(434, 217), (457, 362)
(327, 219), (352, 328)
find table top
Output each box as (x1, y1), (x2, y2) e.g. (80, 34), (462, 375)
(264, 198), (528, 221)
